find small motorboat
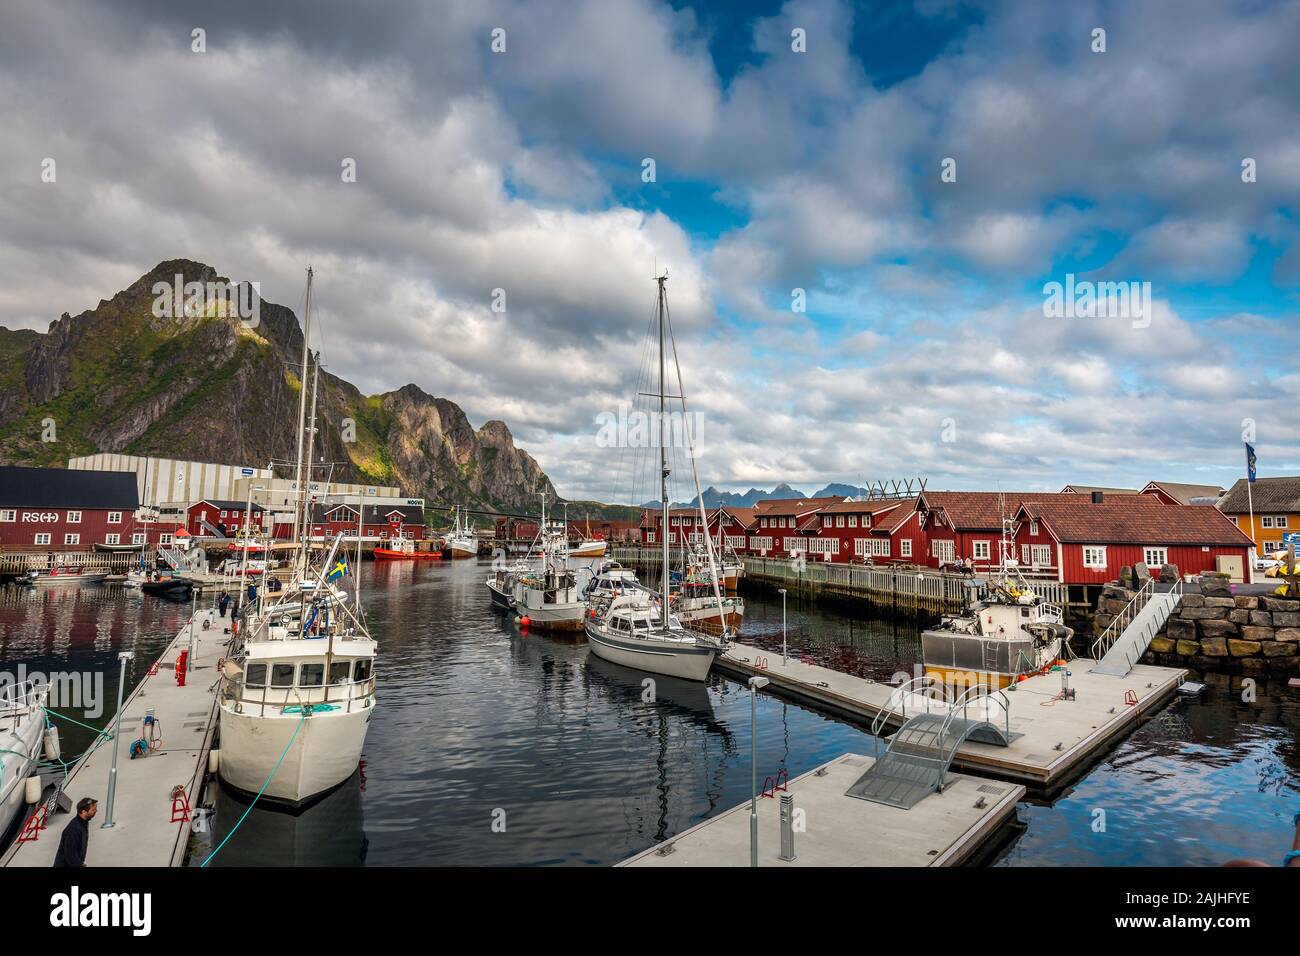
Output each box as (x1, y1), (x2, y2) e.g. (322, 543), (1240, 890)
(372, 537), (442, 561)
(23, 566), (108, 586)
(140, 576), (194, 597)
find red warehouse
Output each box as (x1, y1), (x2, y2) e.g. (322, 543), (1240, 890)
(1013, 493), (1255, 589)
(308, 503), (426, 540)
(0, 465), (148, 550)
(811, 499), (915, 563)
(749, 496), (846, 556)
(917, 491), (1071, 571)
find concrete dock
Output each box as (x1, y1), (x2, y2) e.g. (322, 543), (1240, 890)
(621, 753), (1024, 867)
(2, 608), (228, 868)
(715, 642), (1186, 790)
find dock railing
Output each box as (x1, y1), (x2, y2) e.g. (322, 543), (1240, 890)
(1090, 577), (1153, 660)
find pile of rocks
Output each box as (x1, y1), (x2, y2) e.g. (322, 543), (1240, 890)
(1094, 575), (1299, 674)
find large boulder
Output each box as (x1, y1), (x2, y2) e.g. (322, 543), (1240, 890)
(1197, 619), (1237, 639)
(1261, 596), (1300, 613)
(1273, 627), (1300, 643)
(1248, 610), (1273, 626)
(1199, 636), (1229, 656)
(1159, 563), (1180, 583)
(1240, 626), (1274, 643)
(1149, 637), (1175, 654)
(1175, 640), (1201, 656)
(1229, 639), (1263, 656)
(1180, 593), (1205, 608)
(1234, 595), (1259, 610)
(1272, 611), (1300, 628)
(1183, 607), (1228, 620)
(1167, 618), (1197, 641)
(1260, 641), (1294, 657)
(1203, 596), (1236, 608)
(1199, 575), (1233, 597)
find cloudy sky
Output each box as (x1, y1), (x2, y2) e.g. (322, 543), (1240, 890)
(2, 0), (1298, 503)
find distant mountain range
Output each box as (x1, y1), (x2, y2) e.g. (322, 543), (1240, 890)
(642, 482), (870, 511)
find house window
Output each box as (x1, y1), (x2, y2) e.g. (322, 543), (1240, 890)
(132, 533), (146, 545)
(931, 540), (955, 562)
(848, 515), (857, 528)
(822, 516), (831, 528)
(973, 540), (991, 560)
(646, 532), (655, 543)
(855, 538), (890, 557)
(0, 509), (14, 522)
(1276, 516), (1289, 529)
(836, 516), (845, 528)
(105, 534), (120, 545)
(219, 510), (228, 518)
(108, 511), (122, 523)
(1083, 546), (1108, 568)
(1032, 545), (1051, 567)
(160, 534), (173, 546)
(1144, 547), (1168, 567)
(1021, 545), (1031, 565)
(67, 511), (81, 523)
(34, 533), (51, 545)
(1029, 520), (1038, 536)
(900, 539), (912, 558)
(64, 533), (80, 545)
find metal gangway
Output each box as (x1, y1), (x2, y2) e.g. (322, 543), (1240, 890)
(846, 678), (1016, 810)
(156, 543), (207, 573)
(1090, 578), (1184, 677)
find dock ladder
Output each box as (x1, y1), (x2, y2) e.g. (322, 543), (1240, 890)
(1090, 579), (1184, 677)
(846, 679), (1016, 810)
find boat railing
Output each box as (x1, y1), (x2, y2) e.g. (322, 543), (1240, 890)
(0, 680), (45, 732)
(1090, 577), (1154, 660)
(229, 674), (377, 717)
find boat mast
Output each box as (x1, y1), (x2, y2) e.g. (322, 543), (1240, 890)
(289, 266), (314, 552)
(657, 273), (669, 628)
(299, 350), (322, 576)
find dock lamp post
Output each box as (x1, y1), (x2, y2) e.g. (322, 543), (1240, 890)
(101, 650), (134, 829)
(748, 675), (770, 867)
(778, 588), (788, 665)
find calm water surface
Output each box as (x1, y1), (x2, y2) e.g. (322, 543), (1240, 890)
(2, 560), (1297, 866)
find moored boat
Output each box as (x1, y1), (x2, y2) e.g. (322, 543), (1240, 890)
(444, 506), (478, 559)
(0, 680), (50, 842)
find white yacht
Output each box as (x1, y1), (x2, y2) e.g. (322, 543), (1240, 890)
(585, 274), (730, 682)
(0, 681), (50, 839)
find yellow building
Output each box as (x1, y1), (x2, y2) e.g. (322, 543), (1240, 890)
(1218, 477), (1300, 554)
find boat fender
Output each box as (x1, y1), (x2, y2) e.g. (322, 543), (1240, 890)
(24, 774), (42, 804)
(520, 615), (531, 627)
(208, 749), (220, 773)
(42, 725), (60, 761)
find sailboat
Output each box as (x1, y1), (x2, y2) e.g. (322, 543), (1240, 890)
(444, 506), (478, 559)
(216, 267), (378, 805)
(566, 514), (608, 558)
(585, 274), (730, 681)
(1, 681), (50, 841)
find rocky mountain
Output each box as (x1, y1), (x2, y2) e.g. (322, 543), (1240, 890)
(0, 260), (558, 512)
(645, 482), (816, 510)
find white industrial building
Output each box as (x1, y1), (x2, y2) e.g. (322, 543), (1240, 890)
(67, 454), (272, 509)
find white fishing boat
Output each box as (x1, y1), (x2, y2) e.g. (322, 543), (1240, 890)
(670, 581), (744, 637)
(0, 681), (50, 840)
(566, 538), (608, 558)
(921, 511), (1072, 689)
(583, 562), (644, 603)
(216, 267), (378, 805)
(585, 274), (730, 681)
(503, 495), (588, 630)
(445, 506), (478, 559)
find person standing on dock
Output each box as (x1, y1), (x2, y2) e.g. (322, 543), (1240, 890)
(52, 798), (97, 867)
(218, 590), (231, 618)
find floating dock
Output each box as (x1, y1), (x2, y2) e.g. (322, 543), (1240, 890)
(2, 608), (227, 868)
(621, 753), (1024, 867)
(715, 642), (1185, 790)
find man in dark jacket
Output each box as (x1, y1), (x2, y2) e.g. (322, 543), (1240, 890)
(52, 797), (97, 867)
(217, 590), (230, 617)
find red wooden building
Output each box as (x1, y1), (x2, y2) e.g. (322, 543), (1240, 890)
(1013, 493), (1255, 586)
(307, 503), (426, 540)
(0, 465), (168, 550)
(916, 491), (1072, 571)
(187, 499), (266, 536)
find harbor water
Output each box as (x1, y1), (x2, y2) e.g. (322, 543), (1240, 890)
(2, 560), (1297, 866)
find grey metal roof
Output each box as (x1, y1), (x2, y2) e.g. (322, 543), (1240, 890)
(0, 465), (139, 510)
(1219, 476), (1300, 514)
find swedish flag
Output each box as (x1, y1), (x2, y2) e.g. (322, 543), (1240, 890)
(327, 557), (348, 581)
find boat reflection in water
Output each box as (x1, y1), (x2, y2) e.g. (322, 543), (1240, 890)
(200, 769), (368, 867)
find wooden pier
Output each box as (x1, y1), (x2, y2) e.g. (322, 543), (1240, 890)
(620, 753), (1024, 867)
(714, 642), (1185, 790)
(609, 547), (1069, 615)
(2, 608), (227, 868)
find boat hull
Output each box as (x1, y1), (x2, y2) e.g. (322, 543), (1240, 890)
(584, 626), (716, 681)
(30, 572), (108, 586)
(447, 546), (477, 560)
(486, 581), (515, 610)
(373, 548), (441, 561)
(674, 606), (744, 637)
(218, 703), (374, 806)
(517, 603), (586, 630)
(0, 709), (44, 840)
(567, 541), (608, 558)
(921, 629), (1062, 690)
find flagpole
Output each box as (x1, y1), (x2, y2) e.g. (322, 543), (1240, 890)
(1246, 443), (1256, 563)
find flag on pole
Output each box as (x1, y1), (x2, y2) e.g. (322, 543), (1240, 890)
(1245, 442), (1257, 483)
(327, 557), (348, 581)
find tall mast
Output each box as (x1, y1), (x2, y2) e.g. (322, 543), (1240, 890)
(300, 351), (322, 574)
(658, 274), (670, 627)
(289, 266), (314, 549)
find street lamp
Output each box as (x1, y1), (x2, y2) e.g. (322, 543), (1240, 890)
(748, 674), (770, 867)
(778, 588), (788, 665)
(101, 650), (135, 829)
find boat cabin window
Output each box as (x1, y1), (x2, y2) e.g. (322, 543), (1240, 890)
(354, 659), (373, 681)
(245, 663), (267, 687)
(330, 661), (352, 684)
(299, 662), (325, 687)
(271, 663), (296, 688)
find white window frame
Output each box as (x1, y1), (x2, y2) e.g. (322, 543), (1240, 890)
(1032, 545), (1051, 568)
(1143, 546), (1168, 567)
(1083, 545), (1108, 568)
(1275, 516), (1289, 529)
(66, 511), (81, 524)
(750, 536), (772, 552)
(646, 532), (656, 544)
(973, 540), (991, 561)
(34, 532), (51, 545)
(1029, 520), (1039, 536)
(64, 533), (80, 545)
(107, 511), (122, 523)
(0, 509), (15, 522)
(848, 514), (858, 527)
(931, 539), (955, 562)
(1021, 545), (1031, 565)
(132, 532), (146, 545)
(900, 538), (912, 558)
(105, 533), (120, 545)
(160, 533), (173, 546)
